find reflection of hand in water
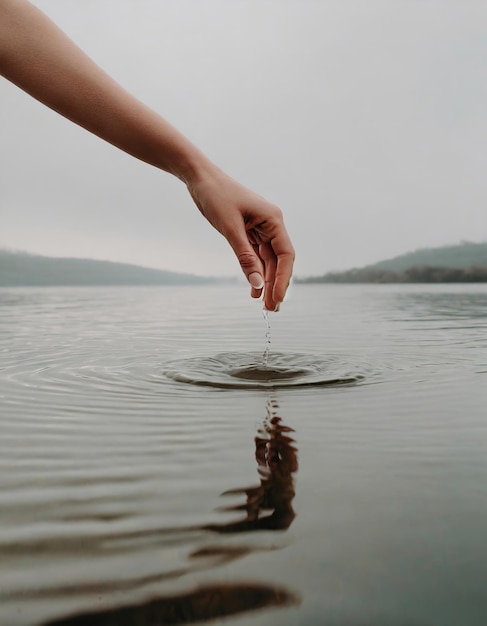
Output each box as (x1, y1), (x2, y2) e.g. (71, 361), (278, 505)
(205, 405), (298, 533)
(40, 402), (300, 625)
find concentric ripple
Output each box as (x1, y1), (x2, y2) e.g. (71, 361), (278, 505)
(164, 352), (364, 389)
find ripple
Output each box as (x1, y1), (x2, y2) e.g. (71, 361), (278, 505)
(0, 344), (472, 416)
(164, 352), (364, 389)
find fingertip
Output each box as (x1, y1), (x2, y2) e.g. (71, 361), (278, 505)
(248, 272), (264, 289)
(263, 291), (277, 313)
(271, 285), (285, 307)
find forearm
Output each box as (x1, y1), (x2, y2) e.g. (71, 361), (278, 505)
(0, 0), (211, 183)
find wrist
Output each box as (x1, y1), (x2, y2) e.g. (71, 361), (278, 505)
(168, 142), (221, 188)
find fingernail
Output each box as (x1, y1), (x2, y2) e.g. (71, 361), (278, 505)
(274, 302), (281, 312)
(248, 272), (264, 289)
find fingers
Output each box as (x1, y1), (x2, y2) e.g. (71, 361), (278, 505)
(259, 242), (277, 311)
(250, 243), (263, 299)
(226, 226), (265, 298)
(231, 223), (294, 309)
(270, 230), (295, 306)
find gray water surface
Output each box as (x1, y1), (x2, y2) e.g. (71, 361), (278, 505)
(1, 284), (487, 626)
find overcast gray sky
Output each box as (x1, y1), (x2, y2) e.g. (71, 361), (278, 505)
(1, 0), (486, 277)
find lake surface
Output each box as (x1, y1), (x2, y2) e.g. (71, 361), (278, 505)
(1, 284), (486, 626)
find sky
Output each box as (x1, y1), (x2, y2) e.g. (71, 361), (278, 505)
(1, 0), (487, 277)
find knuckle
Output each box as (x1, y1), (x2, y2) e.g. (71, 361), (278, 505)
(265, 207), (283, 223)
(273, 205), (284, 219)
(237, 251), (257, 269)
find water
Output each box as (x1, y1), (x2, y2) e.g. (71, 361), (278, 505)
(1, 283), (487, 626)
(262, 308), (271, 368)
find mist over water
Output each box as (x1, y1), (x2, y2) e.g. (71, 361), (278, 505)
(1, 284), (487, 626)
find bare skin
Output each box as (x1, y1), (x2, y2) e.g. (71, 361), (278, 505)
(0, 0), (294, 310)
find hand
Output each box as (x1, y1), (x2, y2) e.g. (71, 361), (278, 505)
(187, 167), (294, 311)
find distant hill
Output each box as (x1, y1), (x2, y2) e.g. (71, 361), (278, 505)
(0, 249), (229, 286)
(298, 242), (487, 284)
(366, 241), (487, 272)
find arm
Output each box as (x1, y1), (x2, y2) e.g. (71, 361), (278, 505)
(0, 0), (294, 309)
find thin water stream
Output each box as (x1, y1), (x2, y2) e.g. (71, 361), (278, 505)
(165, 306), (362, 388)
(262, 308), (271, 368)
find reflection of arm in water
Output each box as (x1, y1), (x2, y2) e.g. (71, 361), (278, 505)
(205, 416), (298, 533)
(0, 0), (294, 311)
(43, 583), (298, 626)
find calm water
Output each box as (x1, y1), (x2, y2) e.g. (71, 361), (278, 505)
(1, 284), (487, 626)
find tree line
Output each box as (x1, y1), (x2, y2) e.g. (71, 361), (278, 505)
(297, 265), (487, 284)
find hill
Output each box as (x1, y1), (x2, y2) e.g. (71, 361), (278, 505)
(367, 241), (487, 272)
(298, 242), (487, 284)
(0, 249), (228, 286)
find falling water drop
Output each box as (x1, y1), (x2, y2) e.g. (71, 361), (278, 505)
(262, 308), (271, 368)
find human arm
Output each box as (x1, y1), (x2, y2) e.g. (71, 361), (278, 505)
(0, 0), (294, 309)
